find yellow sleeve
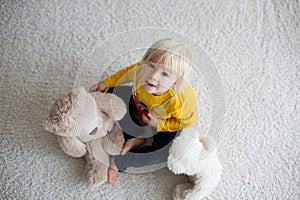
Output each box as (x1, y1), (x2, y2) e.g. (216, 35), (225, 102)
(157, 84), (197, 132)
(103, 62), (139, 88)
(157, 105), (197, 132)
(157, 117), (181, 132)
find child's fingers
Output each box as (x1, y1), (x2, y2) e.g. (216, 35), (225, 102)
(147, 113), (154, 119)
(89, 83), (98, 92)
(146, 113), (157, 127)
(141, 114), (150, 124)
(96, 82), (107, 92)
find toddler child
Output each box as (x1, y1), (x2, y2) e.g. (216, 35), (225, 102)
(90, 38), (197, 184)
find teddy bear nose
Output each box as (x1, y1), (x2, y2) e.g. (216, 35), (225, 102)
(89, 127), (98, 135)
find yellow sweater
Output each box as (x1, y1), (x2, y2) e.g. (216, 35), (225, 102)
(103, 62), (197, 132)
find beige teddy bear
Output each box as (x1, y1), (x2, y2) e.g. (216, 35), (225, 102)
(43, 87), (126, 186)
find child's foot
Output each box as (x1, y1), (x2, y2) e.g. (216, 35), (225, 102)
(108, 157), (119, 184)
(121, 137), (146, 155)
(108, 167), (118, 184)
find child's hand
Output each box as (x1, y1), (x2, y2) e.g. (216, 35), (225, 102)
(89, 81), (107, 92)
(142, 113), (157, 127)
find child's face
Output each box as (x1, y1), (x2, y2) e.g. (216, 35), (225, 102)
(141, 55), (179, 95)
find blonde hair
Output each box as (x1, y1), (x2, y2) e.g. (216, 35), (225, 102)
(141, 38), (192, 86)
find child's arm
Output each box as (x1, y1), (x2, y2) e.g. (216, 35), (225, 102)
(156, 114), (197, 132)
(90, 62), (139, 92)
(141, 113), (157, 127)
(102, 63), (138, 88)
(157, 89), (197, 132)
(141, 111), (196, 132)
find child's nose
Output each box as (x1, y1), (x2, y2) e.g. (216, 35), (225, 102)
(149, 71), (159, 81)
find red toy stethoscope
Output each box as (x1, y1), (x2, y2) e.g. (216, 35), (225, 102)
(132, 64), (176, 115)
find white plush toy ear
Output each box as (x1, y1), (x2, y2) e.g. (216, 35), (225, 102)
(93, 92), (127, 121)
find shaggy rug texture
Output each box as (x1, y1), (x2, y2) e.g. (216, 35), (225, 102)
(1, 0), (299, 199)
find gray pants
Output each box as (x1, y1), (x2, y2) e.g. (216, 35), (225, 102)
(107, 86), (180, 172)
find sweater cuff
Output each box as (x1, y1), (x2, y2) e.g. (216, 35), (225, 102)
(157, 119), (166, 132)
(103, 79), (114, 88)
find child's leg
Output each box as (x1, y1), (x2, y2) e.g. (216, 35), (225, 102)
(107, 87), (151, 155)
(121, 137), (146, 155)
(114, 131), (180, 172)
(107, 133), (146, 184)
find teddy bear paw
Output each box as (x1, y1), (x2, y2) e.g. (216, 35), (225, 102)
(84, 162), (108, 186)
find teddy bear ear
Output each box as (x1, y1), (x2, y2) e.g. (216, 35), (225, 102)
(44, 87), (90, 137)
(93, 92), (127, 121)
(43, 118), (59, 133)
(43, 117), (79, 137)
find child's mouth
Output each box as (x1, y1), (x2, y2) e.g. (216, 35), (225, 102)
(146, 81), (156, 88)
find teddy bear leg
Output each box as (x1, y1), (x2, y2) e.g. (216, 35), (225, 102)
(84, 151), (109, 186)
(57, 136), (87, 157)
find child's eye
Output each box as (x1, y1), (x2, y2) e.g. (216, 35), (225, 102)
(148, 64), (155, 69)
(162, 72), (169, 77)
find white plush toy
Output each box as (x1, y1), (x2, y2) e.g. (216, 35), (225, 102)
(168, 126), (222, 200)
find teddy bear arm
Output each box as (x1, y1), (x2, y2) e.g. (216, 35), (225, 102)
(84, 138), (111, 186)
(102, 123), (124, 156)
(57, 136), (87, 157)
(84, 151), (109, 186)
(94, 92), (127, 121)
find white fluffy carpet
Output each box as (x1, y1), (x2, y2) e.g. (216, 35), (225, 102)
(1, 0), (299, 199)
